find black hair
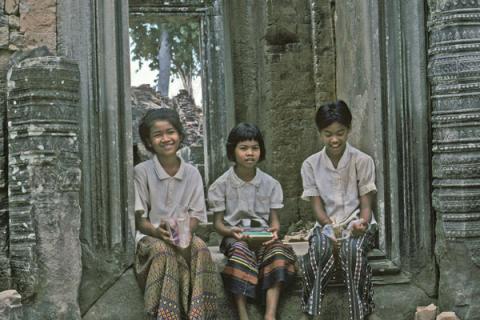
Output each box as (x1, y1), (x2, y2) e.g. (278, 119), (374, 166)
(138, 108), (185, 153)
(315, 100), (352, 131)
(226, 122), (266, 162)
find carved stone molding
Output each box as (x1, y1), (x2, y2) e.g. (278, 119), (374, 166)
(429, 1), (480, 264)
(7, 56), (82, 317)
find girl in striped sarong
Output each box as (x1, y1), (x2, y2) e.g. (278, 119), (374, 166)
(300, 101), (377, 320)
(208, 123), (297, 320)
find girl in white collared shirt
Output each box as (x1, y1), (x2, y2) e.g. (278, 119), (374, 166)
(300, 101), (377, 320)
(208, 123), (296, 320)
(134, 108), (217, 320)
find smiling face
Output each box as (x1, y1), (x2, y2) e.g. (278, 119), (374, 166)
(148, 120), (182, 159)
(234, 139), (261, 169)
(319, 121), (350, 160)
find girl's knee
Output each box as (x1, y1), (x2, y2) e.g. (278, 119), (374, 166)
(308, 242), (334, 266)
(232, 241), (254, 257)
(310, 234), (334, 255)
(191, 235), (208, 250)
(340, 240), (366, 262)
(232, 240), (249, 250)
(149, 238), (174, 255)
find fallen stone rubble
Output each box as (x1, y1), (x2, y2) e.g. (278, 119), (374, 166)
(0, 290), (22, 320)
(131, 85), (204, 164)
(415, 304), (461, 320)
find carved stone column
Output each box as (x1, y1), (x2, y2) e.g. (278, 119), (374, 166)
(429, 1), (480, 318)
(0, 52), (10, 291)
(0, 69), (11, 291)
(7, 56), (81, 318)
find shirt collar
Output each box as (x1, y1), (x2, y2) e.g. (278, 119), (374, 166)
(321, 142), (352, 170)
(228, 166), (262, 188)
(153, 155), (186, 181)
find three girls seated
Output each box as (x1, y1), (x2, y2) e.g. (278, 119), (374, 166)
(134, 100), (377, 320)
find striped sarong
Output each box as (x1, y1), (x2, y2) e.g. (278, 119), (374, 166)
(220, 237), (296, 301)
(135, 235), (217, 320)
(300, 226), (376, 320)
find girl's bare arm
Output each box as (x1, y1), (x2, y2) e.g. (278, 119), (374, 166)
(263, 209), (280, 245)
(351, 191), (375, 236)
(190, 217), (200, 233)
(269, 209), (280, 232)
(213, 212), (244, 240)
(135, 210), (171, 242)
(359, 191), (374, 222)
(311, 196), (333, 226)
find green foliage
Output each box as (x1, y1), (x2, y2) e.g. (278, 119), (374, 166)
(130, 16), (201, 87)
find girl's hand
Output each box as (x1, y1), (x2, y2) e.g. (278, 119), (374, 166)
(230, 226), (245, 240)
(263, 227), (279, 246)
(321, 224), (337, 242)
(351, 219), (368, 237)
(155, 222), (174, 245)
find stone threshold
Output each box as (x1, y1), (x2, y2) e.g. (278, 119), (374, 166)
(82, 242), (419, 320)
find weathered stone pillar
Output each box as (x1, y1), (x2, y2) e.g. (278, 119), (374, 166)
(429, 1), (480, 318)
(0, 52), (10, 292)
(7, 56), (81, 319)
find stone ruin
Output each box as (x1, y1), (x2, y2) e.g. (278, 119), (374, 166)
(131, 84), (205, 173)
(3, 56), (82, 318)
(0, 0), (477, 319)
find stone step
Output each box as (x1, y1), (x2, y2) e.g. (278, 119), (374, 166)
(82, 243), (432, 320)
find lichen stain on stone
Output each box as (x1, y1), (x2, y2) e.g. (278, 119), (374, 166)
(8, 77), (16, 89)
(27, 124), (45, 136)
(20, 154), (38, 162)
(377, 199), (385, 212)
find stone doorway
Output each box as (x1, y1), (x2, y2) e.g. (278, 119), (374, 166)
(129, 11), (206, 178)
(78, 0), (234, 314)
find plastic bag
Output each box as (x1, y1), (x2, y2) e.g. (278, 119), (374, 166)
(162, 208), (191, 248)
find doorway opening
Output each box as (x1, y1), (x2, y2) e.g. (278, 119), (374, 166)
(129, 13), (206, 179)
(128, 0), (234, 185)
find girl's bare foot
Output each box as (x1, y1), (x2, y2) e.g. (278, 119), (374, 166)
(264, 313), (276, 320)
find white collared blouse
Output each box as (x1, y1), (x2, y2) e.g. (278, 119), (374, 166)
(207, 167), (283, 227)
(134, 156), (207, 243)
(301, 143), (377, 225)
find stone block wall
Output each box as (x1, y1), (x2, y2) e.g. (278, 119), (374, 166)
(227, 0), (334, 232)
(6, 0), (56, 52)
(264, 0), (319, 230)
